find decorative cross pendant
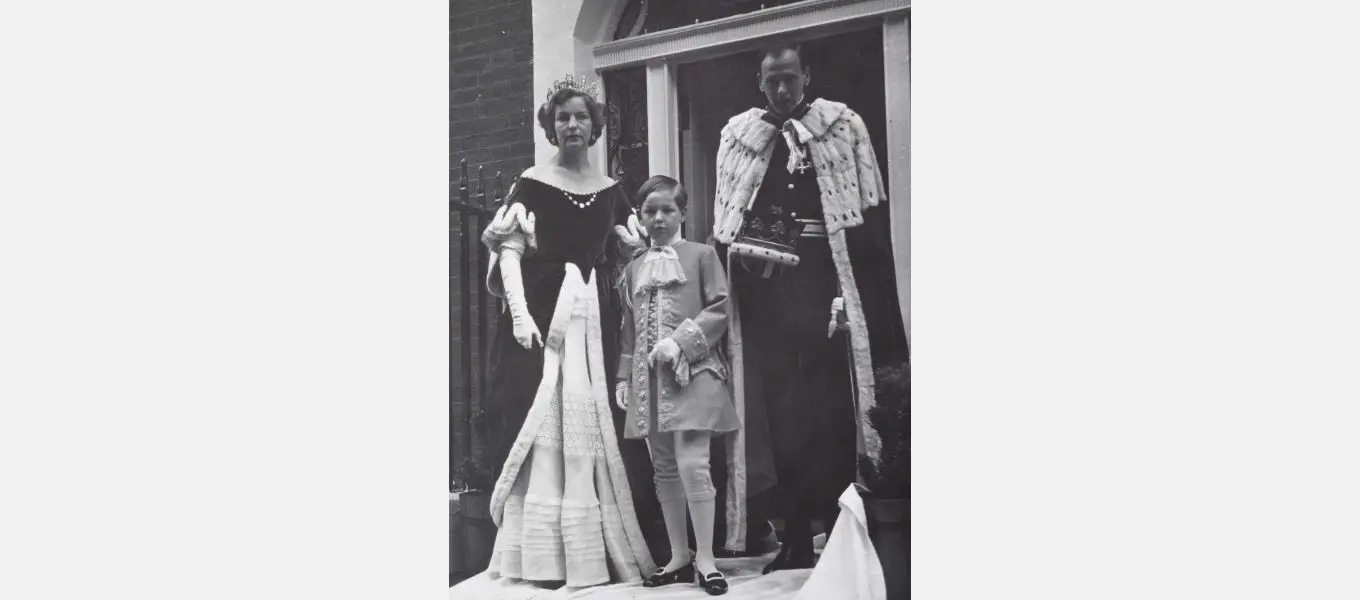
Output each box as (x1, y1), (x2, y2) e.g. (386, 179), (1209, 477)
(795, 160), (811, 175)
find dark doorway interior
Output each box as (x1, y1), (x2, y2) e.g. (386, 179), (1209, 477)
(677, 28), (889, 243)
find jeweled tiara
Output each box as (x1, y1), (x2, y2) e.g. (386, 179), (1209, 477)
(545, 74), (599, 103)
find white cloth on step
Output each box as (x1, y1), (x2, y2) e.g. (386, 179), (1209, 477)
(792, 484), (885, 600)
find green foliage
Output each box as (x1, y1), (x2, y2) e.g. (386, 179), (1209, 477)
(453, 409), (496, 493)
(861, 360), (909, 498)
(452, 456), (496, 493)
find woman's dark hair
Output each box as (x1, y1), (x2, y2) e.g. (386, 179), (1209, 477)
(635, 175), (688, 211)
(536, 90), (606, 147)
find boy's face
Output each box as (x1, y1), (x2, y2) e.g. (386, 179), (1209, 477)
(640, 189), (685, 243)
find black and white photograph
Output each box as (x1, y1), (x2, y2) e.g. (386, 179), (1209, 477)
(450, 1), (910, 597)
(6, 1), (1360, 599)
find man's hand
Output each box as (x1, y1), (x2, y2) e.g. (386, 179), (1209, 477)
(827, 296), (849, 338)
(615, 382), (629, 410)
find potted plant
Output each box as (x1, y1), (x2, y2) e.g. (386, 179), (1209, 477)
(859, 359), (910, 599)
(451, 455), (497, 584)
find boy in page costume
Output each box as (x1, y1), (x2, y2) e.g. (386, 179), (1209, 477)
(616, 176), (740, 595)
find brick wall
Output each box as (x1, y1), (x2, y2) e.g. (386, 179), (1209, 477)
(451, 0), (536, 179)
(451, 0), (535, 482)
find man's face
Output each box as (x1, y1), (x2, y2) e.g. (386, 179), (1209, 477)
(759, 49), (808, 115)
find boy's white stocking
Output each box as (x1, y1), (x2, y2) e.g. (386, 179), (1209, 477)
(656, 479), (691, 572)
(689, 496), (717, 575)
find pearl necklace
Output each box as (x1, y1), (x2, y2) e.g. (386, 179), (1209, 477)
(562, 188), (599, 209)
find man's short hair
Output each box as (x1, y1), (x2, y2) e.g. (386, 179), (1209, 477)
(759, 41), (809, 71)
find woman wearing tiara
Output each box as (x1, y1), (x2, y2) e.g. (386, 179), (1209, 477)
(478, 74), (655, 587)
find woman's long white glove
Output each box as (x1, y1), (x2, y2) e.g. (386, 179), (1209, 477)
(614, 213), (648, 250)
(499, 247), (542, 349)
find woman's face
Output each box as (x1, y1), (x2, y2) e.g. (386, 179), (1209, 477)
(553, 96), (592, 150)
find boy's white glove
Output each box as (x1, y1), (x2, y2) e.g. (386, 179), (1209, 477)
(648, 337), (681, 366)
(615, 382), (628, 410)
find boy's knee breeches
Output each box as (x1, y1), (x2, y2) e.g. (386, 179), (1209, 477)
(649, 431), (715, 502)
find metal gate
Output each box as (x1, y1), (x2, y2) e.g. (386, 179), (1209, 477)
(450, 159), (505, 489)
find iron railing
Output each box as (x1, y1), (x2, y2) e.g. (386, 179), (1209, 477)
(450, 159), (505, 487)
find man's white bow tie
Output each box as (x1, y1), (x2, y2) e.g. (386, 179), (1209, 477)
(782, 119), (814, 174)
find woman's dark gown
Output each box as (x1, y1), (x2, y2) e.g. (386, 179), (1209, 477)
(482, 176), (667, 560)
(486, 177), (629, 473)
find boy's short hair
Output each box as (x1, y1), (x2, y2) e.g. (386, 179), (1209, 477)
(635, 175), (688, 211)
